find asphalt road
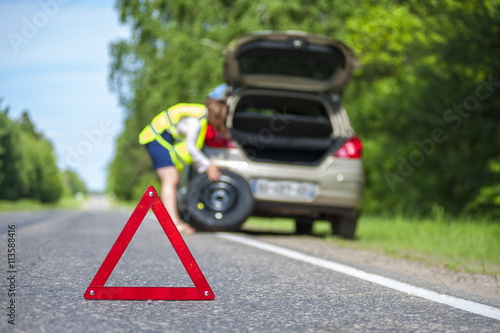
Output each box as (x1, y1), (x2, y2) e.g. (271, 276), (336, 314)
(1, 209), (500, 333)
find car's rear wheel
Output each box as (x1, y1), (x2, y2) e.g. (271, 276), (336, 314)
(186, 170), (253, 231)
(295, 217), (314, 235)
(330, 214), (358, 239)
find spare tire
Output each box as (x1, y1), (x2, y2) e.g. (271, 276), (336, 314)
(186, 170), (253, 231)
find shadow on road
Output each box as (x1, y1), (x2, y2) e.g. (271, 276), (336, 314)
(239, 227), (332, 239)
(240, 229), (296, 237)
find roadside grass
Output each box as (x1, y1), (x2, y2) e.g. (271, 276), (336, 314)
(243, 215), (500, 275)
(0, 196), (84, 212)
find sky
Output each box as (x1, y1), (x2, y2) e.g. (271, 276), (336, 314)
(0, 0), (130, 192)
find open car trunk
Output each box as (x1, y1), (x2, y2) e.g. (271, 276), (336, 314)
(229, 92), (338, 165)
(223, 31), (357, 94)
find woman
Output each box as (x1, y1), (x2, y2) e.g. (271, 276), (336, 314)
(139, 98), (229, 234)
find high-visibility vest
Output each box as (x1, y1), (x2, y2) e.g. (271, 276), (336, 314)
(138, 103), (208, 171)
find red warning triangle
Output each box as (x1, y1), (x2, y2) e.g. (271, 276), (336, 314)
(84, 186), (214, 300)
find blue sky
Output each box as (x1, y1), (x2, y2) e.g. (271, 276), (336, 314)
(0, 0), (130, 192)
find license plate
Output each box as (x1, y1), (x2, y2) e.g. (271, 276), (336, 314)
(251, 179), (316, 199)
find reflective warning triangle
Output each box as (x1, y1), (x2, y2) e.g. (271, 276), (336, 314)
(84, 186), (214, 300)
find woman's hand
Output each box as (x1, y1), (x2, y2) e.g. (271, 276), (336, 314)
(206, 164), (221, 182)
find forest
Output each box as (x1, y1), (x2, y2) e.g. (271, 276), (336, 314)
(106, 0), (499, 218)
(0, 101), (87, 203)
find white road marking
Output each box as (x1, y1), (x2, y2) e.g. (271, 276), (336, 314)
(217, 233), (500, 321)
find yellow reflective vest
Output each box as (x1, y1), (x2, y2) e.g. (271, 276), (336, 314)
(138, 103), (208, 171)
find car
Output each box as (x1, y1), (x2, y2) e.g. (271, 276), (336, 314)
(178, 31), (364, 238)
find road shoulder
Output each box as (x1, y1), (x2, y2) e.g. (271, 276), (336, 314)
(251, 234), (500, 302)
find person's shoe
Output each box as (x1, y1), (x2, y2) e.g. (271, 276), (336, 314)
(175, 222), (196, 235)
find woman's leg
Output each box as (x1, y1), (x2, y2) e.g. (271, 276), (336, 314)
(156, 166), (195, 234)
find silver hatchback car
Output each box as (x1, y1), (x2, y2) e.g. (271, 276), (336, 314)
(178, 31), (364, 238)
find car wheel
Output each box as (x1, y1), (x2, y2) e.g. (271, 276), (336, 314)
(295, 217), (314, 235)
(186, 170), (253, 231)
(330, 215), (358, 239)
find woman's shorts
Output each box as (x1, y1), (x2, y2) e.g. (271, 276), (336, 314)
(145, 132), (175, 169)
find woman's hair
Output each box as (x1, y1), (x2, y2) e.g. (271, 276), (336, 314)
(204, 98), (229, 135)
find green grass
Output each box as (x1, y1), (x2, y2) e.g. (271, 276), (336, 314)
(0, 196), (84, 212)
(243, 215), (500, 275)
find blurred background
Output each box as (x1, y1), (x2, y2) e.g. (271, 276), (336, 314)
(0, 0), (499, 220)
(0, 0), (128, 199)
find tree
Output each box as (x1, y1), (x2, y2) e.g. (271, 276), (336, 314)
(18, 112), (63, 203)
(107, 0), (500, 218)
(0, 100), (23, 200)
(61, 169), (88, 197)
(343, 0), (500, 216)
(0, 104), (63, 203)
(107, 0), (361, 200)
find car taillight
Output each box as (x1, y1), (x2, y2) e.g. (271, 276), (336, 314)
(204, 125), (236, 148)
(334, 137), (363, 159)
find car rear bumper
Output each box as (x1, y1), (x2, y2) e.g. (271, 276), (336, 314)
(205, 147), (364, 215)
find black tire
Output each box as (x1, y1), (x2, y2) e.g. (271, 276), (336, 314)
(186, 170), (253, 231)
(295, 217), (314, 235)
(330, 215), (358, 239)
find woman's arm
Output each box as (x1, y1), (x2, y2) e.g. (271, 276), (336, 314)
(176, 117), (212, 173)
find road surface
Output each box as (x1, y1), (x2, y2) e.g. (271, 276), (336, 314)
(1, 209), (499, 332)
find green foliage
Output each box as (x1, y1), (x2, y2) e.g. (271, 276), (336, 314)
(0, 102), (68, 204)
(0, 101), (23, 200)
(18, 113), (63, 203)
(467, 159), (500, 217)
(107, 0), (500, 219)
(343, 0), (500, 216)
(61, 169), (88, 197)
(107, 0), (360, 200)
